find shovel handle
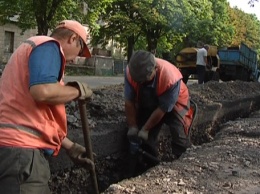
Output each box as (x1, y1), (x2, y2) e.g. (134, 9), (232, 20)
(78, 99), (99, 194)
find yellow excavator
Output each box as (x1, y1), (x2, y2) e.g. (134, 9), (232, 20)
(175, 45), (220, 84)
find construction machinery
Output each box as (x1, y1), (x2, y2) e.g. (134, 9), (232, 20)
(175, 45), (220, 84)
(218, 42), (259, 82)
(175, 42), (259, 83)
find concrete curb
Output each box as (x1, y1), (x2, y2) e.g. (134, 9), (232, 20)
(48, 95), (260, 171)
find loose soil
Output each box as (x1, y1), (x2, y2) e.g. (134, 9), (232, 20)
(49, 80), (260, 194)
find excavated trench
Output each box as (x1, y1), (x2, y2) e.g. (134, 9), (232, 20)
(48, 81), (260, 194)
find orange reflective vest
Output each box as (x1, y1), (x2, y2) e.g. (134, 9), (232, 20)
(0, 36), (66, 156)
(126, 58), (193, 135)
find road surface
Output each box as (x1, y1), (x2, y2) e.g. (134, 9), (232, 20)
(64, 76), (124, 88)
(64, 75), (197, 88)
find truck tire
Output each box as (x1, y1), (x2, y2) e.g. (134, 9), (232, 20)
(236, 67), (249, 81)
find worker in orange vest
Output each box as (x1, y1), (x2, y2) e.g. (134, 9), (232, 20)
(0, 20), (93, 193)
(125, 50), (194, 173)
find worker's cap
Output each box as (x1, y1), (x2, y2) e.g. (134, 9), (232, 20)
(56, 20), (91, 58)
(128, 50), (156, 83)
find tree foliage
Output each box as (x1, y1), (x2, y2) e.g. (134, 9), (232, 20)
(229, 7), (260, 53)
(248, 0), (259, 7)
(0, 0), (89, 35)
(84, 0), (114, 34)
(91, 0), (240, 60)
(0, 0), (259, 58)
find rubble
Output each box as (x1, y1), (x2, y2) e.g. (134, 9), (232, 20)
(49, 80), (260, 194)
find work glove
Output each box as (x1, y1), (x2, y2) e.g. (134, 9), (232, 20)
(138, 127), (149, 141)
(127, 127), (139, 139)
(67, 143), (94, 170)
(66, 81), (93, 100)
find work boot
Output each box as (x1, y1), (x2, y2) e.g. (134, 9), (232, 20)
(171, 143), (188, 159)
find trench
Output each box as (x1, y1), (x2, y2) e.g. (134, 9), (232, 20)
(49, 95), (260, 194)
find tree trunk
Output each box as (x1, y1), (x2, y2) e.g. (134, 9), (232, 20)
(37, 21), (49, 35)
(146, 30), (158, 55)
(127, 36), (135, 62)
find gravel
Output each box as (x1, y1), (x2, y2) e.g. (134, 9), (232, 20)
(49, 80), (260, 194)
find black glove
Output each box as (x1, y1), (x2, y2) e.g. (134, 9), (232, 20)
(67, 143), (94, 169)
(67, 81), (93, 100)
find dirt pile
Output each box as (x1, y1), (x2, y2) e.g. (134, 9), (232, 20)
(104, 110), (260, 194)
(189, 80), (260, 104)
(49, 80), (260, 194)
(65, 80), (260, 128)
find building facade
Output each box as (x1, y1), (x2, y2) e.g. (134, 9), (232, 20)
(0, 20), (126, 76)
(0, 22), (37, 64)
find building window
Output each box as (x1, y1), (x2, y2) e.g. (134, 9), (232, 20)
(4, 31), (14, 53)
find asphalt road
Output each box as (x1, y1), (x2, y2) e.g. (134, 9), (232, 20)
(64, 75), (197, 88)
(64, 75), (124, 88)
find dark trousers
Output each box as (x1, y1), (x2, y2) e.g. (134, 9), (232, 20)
(0, 147), (51, 194)
(196, 65), (206, 84)
(125, 84), (191, 177)
(138, 110), (191, 158)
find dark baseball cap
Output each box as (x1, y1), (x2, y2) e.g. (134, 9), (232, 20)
(128, 50), (156, 83)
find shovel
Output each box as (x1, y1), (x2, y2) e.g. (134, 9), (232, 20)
(125, 137), (160, 178)
(78, 99), (99, 194)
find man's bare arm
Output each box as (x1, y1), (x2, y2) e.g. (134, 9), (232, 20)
(30, 82), (79, 105)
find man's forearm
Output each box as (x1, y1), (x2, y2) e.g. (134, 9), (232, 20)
(125, 100), (137, 127)
(30, 82), (79, 105)
(143, 107), (165, 131)
(61, 137), (74, 150)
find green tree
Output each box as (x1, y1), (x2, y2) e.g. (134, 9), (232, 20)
(133, 0), (186, 52)
(90, 0), (143, 61)
(84, 0), (114, 34)
(179, 0), (213, 47)
(0, 0), (102, 35)
(207, 0), (234, 46)
(229, 7), (260, 52)
(91, 0), (195, 60)
(180, 0), (234, 48)
(0, 0), (112, 35)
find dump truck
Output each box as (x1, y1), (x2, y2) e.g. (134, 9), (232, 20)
(218, 42), (259, 82)
(175, 45), (220, 84)
(175, 43), (259, 83)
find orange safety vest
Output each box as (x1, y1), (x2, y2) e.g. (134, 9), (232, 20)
(0, 36), (66, 156)
(126, 58), (193, 135)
